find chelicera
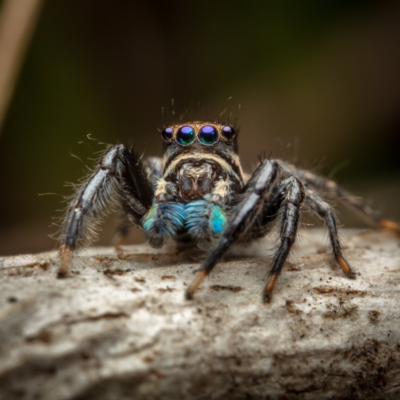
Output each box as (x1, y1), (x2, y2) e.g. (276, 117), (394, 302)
(59, 121), (400, 301)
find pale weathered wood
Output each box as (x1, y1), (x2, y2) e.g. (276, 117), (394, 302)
(0, 229), (399, 399)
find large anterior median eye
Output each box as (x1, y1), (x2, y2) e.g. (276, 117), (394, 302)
(221, 125), (236, 140)
(176, 125), (195, 145)
(198, 125), (218, 145)
(161, 127), (173, 141)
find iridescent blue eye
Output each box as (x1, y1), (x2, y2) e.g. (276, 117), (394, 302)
(161, 127), (173, 141)
(176, 125), (195, 145)
(221, 125), (236, 140)
(198, 125), (218, 145)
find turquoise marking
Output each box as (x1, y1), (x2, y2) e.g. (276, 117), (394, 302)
(142, 204), (158, 231)
(142, 202), (186, 236)
(185, 200), (227, 238)
(210, 205), (227, 234)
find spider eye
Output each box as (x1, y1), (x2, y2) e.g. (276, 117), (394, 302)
(176, 125), (195, 146)
(221, 125), (236, 140)
(161, 127), (173, 141)
(198, 125), (218, 145)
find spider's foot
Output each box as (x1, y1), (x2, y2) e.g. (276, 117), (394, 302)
(380, 219), (400, 236)
(58, 245), (73, 278)
(112, 233), (127, 253)
(114, 245), (124, 253)
(347, 271), (357, 279)
(337, 255), (356, 279)
(185, 291), (194, 300)
(185, 270), (207, 300)
(263, 273), (278, 303)
(262, 293), (272, 303)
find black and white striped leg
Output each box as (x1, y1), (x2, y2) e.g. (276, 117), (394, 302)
(263, 176), (305, 302)
(59, 144), (153, 276)
(186, 159), (281, 299)
(306, 191), (356, 279)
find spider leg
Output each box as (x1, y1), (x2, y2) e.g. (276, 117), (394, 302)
(112, 213), (132, 251)
(305, 190), (356, 279)
(334, 186), (400, 234)
(59, 144), (153, 275)
(244, 187), (284, 240)
(113, 156), (163, 249)
(263, 176), (305, 302)
(186, 159), (281, 299)
(280, 162), (400, 235)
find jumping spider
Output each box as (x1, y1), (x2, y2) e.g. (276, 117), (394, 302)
(59, 121), (400, 301)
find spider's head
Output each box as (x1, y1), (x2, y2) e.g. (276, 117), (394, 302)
(160, 121), (244, 195)
(160, 121), (239, 157)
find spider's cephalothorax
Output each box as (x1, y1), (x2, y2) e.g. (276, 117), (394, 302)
(59, 121), (400, 302)
(143, 122), (243, 250)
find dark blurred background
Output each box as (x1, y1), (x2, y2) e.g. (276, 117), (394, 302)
(0, 0), (399, 255)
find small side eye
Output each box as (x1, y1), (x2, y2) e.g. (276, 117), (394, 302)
(161, 127), (173, 141)
(198, 125), (218, 145)
(176, 125), (195, 146)
(221, 125), (236, 140)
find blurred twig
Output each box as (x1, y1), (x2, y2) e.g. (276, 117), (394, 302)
(0, 0), (43, 138)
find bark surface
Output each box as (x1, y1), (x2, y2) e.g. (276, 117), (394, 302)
(0, 229), (399, 399)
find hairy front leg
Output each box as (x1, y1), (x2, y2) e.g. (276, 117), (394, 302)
(59, 144), (153, 275)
